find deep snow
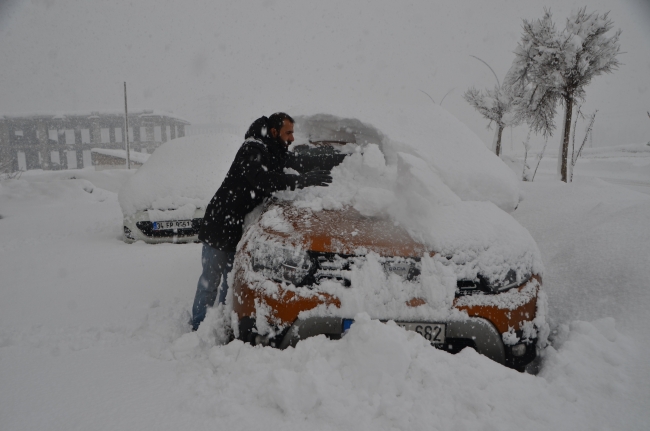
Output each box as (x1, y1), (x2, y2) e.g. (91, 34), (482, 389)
(1, 151), (649, 430)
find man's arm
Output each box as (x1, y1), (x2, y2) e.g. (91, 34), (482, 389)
(238, 142), (299, 195)
(238, 142), (334, 194)
(286, 146), (347, 173)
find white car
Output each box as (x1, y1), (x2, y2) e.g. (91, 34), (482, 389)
(118, 133), (242, 243)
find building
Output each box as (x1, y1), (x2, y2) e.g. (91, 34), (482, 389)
(0, 111), (190, 172)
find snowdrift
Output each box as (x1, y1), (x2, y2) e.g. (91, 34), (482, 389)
(2, 163), (649, 430)
(275, 142), (542, 285)
(293, 103), (522, 212)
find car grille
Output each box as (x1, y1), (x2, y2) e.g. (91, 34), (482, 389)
(301, 252), (421, 287)
(135, 219), (203, 238)
(269, 250), (503, 297)
(305, 252), (501, 297)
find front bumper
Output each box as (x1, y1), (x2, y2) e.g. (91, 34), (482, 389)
(122, 209), (205, 244)
(238, 316), (537, 369)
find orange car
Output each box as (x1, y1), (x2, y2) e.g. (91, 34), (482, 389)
(230, 194), (542, 371)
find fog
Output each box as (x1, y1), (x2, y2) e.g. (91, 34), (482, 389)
(1, 0), (649, 151)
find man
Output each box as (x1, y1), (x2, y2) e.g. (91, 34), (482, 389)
(191, 112), (344, 330)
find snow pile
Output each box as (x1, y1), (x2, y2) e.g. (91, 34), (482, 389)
(276, 142), (542, 285)
(542, 142), (650, 159)
(293, 105), (522, 212)
(11, 168), (134, 193)
(118, 133), (242, 216)
(2, 164), (650, 430)
(325, 253), (458, 320)
(580, 142), (650, 158)
(237, 242), (460, 324)
(175, 312), (634, 431)
(0, 175), (113, 207)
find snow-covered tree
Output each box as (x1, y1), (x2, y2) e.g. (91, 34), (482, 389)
(505, 8), (621, 182)
(464, 84), (518, 156)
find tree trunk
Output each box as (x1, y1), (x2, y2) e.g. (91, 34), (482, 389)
(560, 96), (573, 183)
(492, 124), (504, 156)
(495, 124), (504, 157)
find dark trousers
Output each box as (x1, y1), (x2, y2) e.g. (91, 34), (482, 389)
(191, 244), (235, 331)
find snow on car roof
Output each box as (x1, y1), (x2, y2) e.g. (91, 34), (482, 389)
(118, 133), (242, 216)
(292, 102), (522, 212)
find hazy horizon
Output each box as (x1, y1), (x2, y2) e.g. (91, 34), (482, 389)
(1, 0), (649, 152)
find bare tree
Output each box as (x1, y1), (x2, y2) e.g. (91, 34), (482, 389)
(420, 88), (455, 107)
(0, 157), (21, 181)
(464, 85), (519, 156)
(464, 56), (520, 157)
(521, 130), (532, 181)
(570, 109), (598, 182)
(531, 139), (549, 182)
(505, 8), (621, 182)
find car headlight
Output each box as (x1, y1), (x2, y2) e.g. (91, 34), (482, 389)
(486, 269), (532, 293)
(251, 241), (313, 286)
(457, 269), (532, 295)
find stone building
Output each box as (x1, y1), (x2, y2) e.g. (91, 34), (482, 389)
(0, 111), (189, 172)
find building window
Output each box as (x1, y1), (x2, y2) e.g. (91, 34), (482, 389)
(154, 126), (162, 142)
(100, 128), (110, 143)
(66, 150), (78, 169)
(82, 150), (92, 167)
(50, 151), (61, 166)
(140, 126), (147, 142)
(15, 130), (23, 137)
(81, 129), (90, 143)
(128, 127), (134, 142)
(17, 151), (27, 171)
(65, 130), (75, 145)
(114, 127), (123, 143)
(48, 130), (58, 142)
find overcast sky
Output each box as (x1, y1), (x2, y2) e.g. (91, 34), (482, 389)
(1, 0), (648, 152)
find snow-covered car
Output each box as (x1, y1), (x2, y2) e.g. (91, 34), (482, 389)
(226, 108), (545, 371)
(118, 134), (242, 243)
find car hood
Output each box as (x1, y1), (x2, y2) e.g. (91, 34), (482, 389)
(250, 198), (542, 286)
(256, 201), (426, 257)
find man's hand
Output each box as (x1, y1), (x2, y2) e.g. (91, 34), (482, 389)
(296, 170), (333, 188)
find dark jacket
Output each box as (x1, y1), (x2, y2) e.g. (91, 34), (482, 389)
(198, 136), (344, 251)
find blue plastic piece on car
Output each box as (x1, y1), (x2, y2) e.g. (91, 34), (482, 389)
(342, 319), (354, 332)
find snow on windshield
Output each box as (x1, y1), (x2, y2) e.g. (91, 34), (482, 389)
(118, 133), (242, 217)
(293, 103), (523, 212)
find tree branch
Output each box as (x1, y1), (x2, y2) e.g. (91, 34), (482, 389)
(469, 55), (500, 88)
(419, 90), (436, 105)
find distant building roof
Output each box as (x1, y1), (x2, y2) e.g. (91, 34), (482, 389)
(1, 110), (190, 124)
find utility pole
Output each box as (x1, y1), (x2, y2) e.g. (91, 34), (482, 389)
(123, 82), (131, 170)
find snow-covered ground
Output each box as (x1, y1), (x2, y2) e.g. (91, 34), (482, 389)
(1, 149), (649, 430)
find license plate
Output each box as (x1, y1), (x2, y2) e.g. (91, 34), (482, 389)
(152, 220), (193, 230)
(396, 322), (446, 345)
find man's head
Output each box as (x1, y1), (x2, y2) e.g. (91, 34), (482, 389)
(268, 112), (294, 147)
